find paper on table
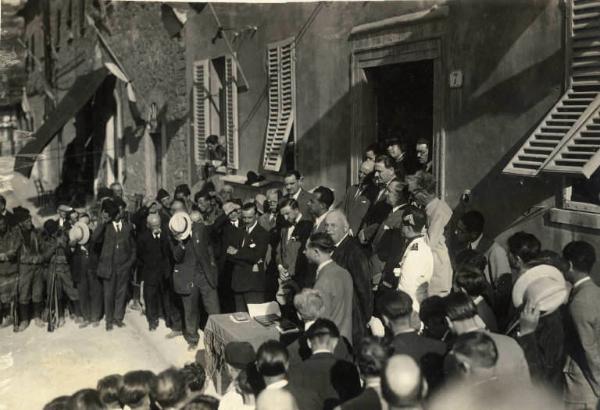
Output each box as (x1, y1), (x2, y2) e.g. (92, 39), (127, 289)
(247, 302), (281, 318)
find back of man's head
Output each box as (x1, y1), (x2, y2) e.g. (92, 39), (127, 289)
(449, 331), (498, 378)
(97, 374), (123, 407)
(382, 355), (425, 408)
(120, 370), (156, 408)
(507, 231), (541, 263)
(461, 211), (485, 235)
(307, 232), (336, 253)
(563, 240), (596, 274)
(314, 186), (334, 209)
(378, 290), (413, 324)
(293, 288), (325, 322)
(444, 292), (477, 322)
(357, 336), (391, 379)
(181, 362), (207, 393)
(306, 318), (340, 353)
(256, 340), (289, 378)
(454, 268), (487, 297)
(153, 368), (187, 409)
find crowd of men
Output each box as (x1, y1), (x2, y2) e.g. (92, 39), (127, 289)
(2, 136), (600, 409)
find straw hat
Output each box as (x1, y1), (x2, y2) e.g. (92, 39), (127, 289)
(68, 221), (90, 245)
(512, 264), (569, 315)
(169, 212), (193, 241)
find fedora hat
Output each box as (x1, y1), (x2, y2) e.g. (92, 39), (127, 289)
(512, 264), (569, 315)
(169, 212), (193, 241)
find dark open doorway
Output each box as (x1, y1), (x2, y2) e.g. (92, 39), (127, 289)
(366, 59), (433, 171)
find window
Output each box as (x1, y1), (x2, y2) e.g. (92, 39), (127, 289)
(563, 170), (600, 213)
(192, 55), (239, 173)
(262, 37), (296, 173)
(504, 0), (600, 179)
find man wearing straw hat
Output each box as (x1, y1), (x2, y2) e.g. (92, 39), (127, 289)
(169, 212), (220, 349)
(69, 220), (102, 327)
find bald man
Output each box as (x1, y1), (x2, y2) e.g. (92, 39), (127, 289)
(136, 214), (174, 331)
(326, 210), (373, 347)
(339, 160), (378, 236)
(382, 355), (426, 410)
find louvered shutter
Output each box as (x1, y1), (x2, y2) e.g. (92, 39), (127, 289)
(225, 56), (239, 170)
(193, 60), (210, 167)
(504, 0), (600, 178)
(263, 39), (296, 172)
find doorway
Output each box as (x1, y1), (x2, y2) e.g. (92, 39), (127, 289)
(366, 60), (434, 172)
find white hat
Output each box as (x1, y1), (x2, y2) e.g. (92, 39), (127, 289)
(512, 264), (569, 315)
(169, 212), (193, 241)
(58, 204), (73, 213)
(68, 222), (90, 245)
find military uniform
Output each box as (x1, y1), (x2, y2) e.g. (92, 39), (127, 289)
(394, 235), (433, 312)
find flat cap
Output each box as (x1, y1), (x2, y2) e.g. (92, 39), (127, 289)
(224, 341), (256, 369)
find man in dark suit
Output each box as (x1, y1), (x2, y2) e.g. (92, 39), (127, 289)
(305, 232), (354, 343)
(358, 155), (396, 247)
(325, 210), (373, 347)
(371, 180), (409, 287)
(289, 319), (361, 409)
(256, 340), (321, 410)
(0, 195), (16, 227)
(339, 160), (377, 236)
(283, 170), (314, 221)
(379, 290), (446, 390)
(213, 201), (244, 313)
(308, 186), (334, 234)
(136, 213), (173, 331)
(170, 212), (220, 349)
(228, 203), (269, 312)
(338, 336), (390, 410)
(276, 198), (313, 289)
(93, 198), (137, 331)
(562, 241), (600, 408)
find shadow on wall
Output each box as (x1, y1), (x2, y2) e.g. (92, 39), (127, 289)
(294, 87), (353, 195)
(446, 0), (564, 238)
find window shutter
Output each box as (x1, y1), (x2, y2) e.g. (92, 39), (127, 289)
(225, 56), (239, 170)
(193, 60), (210, 166)
(504, 0), (600, 177)
(263, 38), (296, 172)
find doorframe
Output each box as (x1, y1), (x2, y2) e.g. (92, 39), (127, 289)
(349, 6), (447, 197)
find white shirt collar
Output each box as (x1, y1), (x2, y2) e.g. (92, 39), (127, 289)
(316, 259), (333, 276)
(470, 233), (483, 250)
(113, 220), (122, 228)
(314, 211), (328, 229)
(246, 221), (257, 233)
(295, 213), (303, 224)
(304, 319), (316, 330)
(392, 204), (406, 213)
(365, 377), (381, 388)
(335, 233), (348, 247)
(312, 349), (332, 355)
(292, 189), (301, 200)
(266, 380), (289, 390)
(231, 220), (239, 228)
(574, 276), (592, 289)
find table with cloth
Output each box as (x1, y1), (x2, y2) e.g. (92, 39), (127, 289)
(203, 313), (280, 394)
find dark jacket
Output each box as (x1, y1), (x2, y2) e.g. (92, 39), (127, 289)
(93, 220), (137, 280)
(515, 307), (566, 392)
(391, 331), (447, 389)
(332, 235), (373, 346)
(288, 352), (361, 410)
(338, 386), (384, 410)
(137, 229), (172, 285)
(0, 227), (21, 276)
(340, 182), (377, 236)
(171, 222), (218, 294)
(230, 222), (269, 293)
(276, 219), (313, 281)
(286, 331), (353, 367)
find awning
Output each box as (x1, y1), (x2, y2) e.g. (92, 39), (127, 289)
(14, 67), (109, 177)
